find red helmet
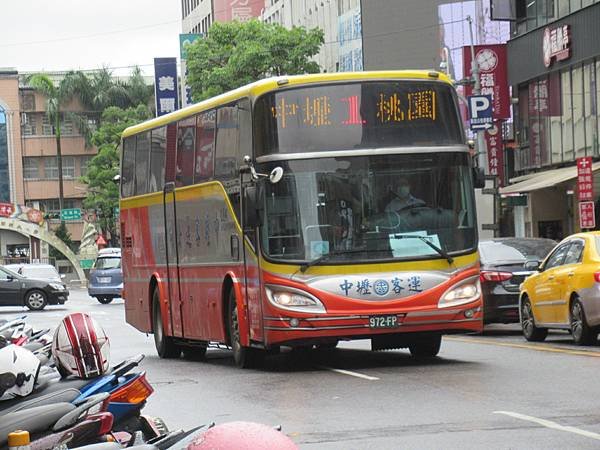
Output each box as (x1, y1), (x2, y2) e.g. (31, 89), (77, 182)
(52, 313), (110, 379)
(185, 422), (298, 450)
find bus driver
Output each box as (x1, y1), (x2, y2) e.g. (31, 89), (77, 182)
(385, 177), (425, 212)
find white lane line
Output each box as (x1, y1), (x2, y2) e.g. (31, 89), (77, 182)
(494, 411), (600, 441)
(320, 366), (379, 381)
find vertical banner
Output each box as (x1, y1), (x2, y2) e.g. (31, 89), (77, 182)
(579, 201), (595, 229)
(484, 122), (505, 186)
(180, 34), (203, 108)
(213, 0), (264, 22)
(154, 58), (179, 117)
(463, 44), (510, 119)
(577, 156), (594, 201)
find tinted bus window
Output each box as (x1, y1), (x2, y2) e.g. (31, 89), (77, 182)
(254, 81), (463, 156)
(215, 105), (240, 180)
(239, 99), (252, 159)
(149, 126), (166, 192)
(194, 110), (215, 183)
(176, 117), (196, 187)
(121, 137), (136, 197)
(135, 131), (150, 195)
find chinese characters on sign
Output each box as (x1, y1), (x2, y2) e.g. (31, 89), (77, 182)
(543, 25), (571, 68)
(213, 0), (263, 22)
(485, 123), (504, 185)
(271, 91), (437, 129)
(577, 157), (594, 202)
(463, 44), (510, 120)
(154, 58), (179, 117)
(579, 201), (595, 230)
(338, 276), (423, 298)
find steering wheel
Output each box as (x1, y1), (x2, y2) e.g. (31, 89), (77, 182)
(364, 210), (409, 232)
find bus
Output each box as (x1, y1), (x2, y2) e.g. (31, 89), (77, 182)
(120, 71), (483, 368)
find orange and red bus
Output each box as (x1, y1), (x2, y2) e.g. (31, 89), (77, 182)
(120, 71), (483, 368)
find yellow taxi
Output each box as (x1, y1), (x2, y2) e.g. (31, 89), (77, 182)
(519, 232), (600, 345)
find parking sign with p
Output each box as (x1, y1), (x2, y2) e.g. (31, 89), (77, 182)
(468, 95), (493, 131)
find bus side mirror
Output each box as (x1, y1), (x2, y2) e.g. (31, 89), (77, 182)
(473, 167), (485, 189)
(243, 185), (261, 229)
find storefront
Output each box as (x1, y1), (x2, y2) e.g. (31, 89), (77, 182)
(503, 3), (600, 239)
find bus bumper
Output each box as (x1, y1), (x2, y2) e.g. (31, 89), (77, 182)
(263, 300), (483, 346)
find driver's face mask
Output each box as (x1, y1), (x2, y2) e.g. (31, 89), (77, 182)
(398, 186), (410, 197)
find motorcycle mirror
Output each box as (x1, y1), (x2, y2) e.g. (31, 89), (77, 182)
(269, 167), (284, 184)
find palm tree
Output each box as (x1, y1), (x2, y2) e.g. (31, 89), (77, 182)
(28, 72), (94, 224)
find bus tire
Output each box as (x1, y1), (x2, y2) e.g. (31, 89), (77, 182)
(408, 334), (442, 358)
(152, 287), (180, 359)
(228, 289), (263, 369)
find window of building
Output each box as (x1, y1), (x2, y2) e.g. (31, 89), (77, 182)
(194, 110), (215, 183)
(80, 155), (93, 177)
(60, 117), (74, 136)
(572, 65), (586, 158)
(150, 126), (166, 192)
(62, 156), (75, 179)
(583, 62), (598, 157)
(23, 158), (39, 179)
(21, 114), (36, 136)
(21, 93), (35, 110)
(549, 71), (563, 164)
(135, 131), (151, 195)
(42, 114), (54, 135)
(44, 157), (58, 179)
(176, 117), (196, 187)
(561, 69), (574, 161)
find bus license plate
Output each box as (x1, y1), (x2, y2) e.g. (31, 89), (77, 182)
(369, 315), (399, 329)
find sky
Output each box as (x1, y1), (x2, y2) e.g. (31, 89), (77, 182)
(2, 0), (182, 77)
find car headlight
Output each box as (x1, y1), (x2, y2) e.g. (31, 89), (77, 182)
(265, 285), (326, 313)
(50, 283), (64, 291)
(438, 278), (480, 308)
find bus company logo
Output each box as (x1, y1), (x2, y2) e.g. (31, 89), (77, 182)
(373, 279), (390, 296)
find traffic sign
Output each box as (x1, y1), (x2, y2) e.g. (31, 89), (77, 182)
(60, 208), (82, 221)
(468, 95), (494, 131)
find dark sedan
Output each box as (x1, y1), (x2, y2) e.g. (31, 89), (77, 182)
(479, 238), (556, 324)
(0, 265), (69, 311)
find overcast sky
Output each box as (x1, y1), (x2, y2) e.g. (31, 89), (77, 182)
(2, 0), (181, 76)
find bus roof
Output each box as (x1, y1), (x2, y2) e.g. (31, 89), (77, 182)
(122, 70), (452, 138)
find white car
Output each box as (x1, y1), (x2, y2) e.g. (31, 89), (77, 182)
(4, 263), (67, 289)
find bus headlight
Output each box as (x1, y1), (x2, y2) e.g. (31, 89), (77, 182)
(265, 285), (326, 313)
(438, 278), (480, 308)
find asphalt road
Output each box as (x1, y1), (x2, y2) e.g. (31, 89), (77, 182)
(4, 289), (600, 449)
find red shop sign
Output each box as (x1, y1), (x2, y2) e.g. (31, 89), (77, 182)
(577, 157), (594, 202)
(579, 201), (596, 229)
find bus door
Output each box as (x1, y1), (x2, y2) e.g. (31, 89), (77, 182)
(164, 181), (184, 338)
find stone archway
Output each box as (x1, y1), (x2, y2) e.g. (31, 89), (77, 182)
(0, 217), (87, 284)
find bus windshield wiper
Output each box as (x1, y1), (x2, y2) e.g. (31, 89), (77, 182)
(391, 234), (454, 265)
(300, 250), (345, 273)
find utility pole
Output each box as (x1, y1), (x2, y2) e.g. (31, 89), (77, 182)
(466, 15), (488, 172)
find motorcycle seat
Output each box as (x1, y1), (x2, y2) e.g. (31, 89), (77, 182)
(0, 388), (80, 415)
(0, 402), (75, 446)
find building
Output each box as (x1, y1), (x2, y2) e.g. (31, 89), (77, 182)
(501, 1), (600, 240)
(0, 68), (99, 262)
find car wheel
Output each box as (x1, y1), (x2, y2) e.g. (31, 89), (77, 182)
(570, 297), (597, 345)
(24, 289), (47, 311)
(228, 289), (263, 369)
(152, 288), (180, 358)
(520, 297), (547, 342)
(97, 296), (114, 304)
(408, 334), (442, 357)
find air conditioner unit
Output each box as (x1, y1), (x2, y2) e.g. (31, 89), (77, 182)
(21, 112), (28, 125)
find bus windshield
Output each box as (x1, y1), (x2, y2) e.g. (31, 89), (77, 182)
(260, 153), (476, 264)
(254, 80), (463, 155)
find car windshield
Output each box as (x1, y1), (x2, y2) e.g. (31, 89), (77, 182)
(22, 267), (59, 279)
(94, 257), (121, 270)
(260, 153), (476, 264)
(0, 266), (21, 279)
(479, 239), (556, 266)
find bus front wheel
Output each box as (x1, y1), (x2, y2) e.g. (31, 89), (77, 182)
(408, 334), (442, 358)
(228, 289), (263, 369)
(152, 287), (180, 359)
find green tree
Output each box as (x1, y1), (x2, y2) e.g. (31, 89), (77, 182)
(186, 19), (324, 101)
(49, 223), (74, 260)
(28, 72), (95, 225)
(80, 105), (151, 243)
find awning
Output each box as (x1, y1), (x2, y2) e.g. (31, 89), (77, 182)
(500, 162), (600, 195)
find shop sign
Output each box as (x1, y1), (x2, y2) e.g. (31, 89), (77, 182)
(485, 122), (504, 186)
(543, 24), (571, 68)
(154, 57), (179, 117)
(577, 157), (594, 201)
(213, 0), (263, 22)
(463, 44), (510, 119)
(579, 201), (595, 229)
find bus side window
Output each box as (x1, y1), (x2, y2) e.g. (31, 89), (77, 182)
(149, 126), (166, 192)
(165, 124), (178, 184)
(194, 110), (215, 183)
(215, 104), (240, 179)
(238, 98), (252, 162)
(135, 131), (150, 196)
(121, 137), (136, 197)
(176, 117), (196, 187)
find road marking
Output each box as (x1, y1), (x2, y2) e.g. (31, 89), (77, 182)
(494, 411), (600, 441)
(446, 336), (600, 358)
(320, 366), (379, 381)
